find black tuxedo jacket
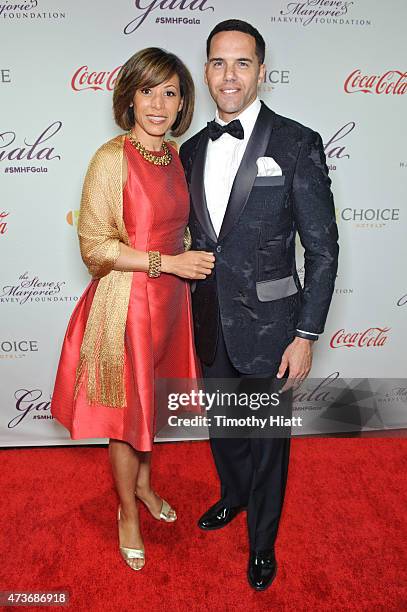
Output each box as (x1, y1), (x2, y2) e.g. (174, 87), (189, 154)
(179, 102), (339, 373)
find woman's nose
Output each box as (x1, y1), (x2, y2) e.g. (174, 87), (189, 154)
(151, 92), (164, 109)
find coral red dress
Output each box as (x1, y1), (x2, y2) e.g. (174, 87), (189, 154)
(51, 138), (200, 451)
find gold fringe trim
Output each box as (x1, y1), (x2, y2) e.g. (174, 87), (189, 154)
(74, 267), (133, 408)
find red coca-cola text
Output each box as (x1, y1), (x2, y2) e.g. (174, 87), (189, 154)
(344, 69), (407, 95)
(71, 65), (121, 92)
(330, 327), (390, 348)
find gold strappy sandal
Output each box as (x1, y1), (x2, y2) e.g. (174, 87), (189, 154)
(135, 492), (177, 522)
(117, 506), (145, 571)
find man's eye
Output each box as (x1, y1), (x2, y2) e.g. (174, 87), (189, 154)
(238, 62), (249, 68)
(213, 61), (223, 68)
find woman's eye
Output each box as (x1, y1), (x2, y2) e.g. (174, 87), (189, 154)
(165, 90), (176, 96)
(140, 88), (151, 95)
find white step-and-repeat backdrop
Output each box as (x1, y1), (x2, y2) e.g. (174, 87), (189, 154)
(1, 0), (406, 446)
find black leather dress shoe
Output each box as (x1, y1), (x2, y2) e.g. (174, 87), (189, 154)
(247, 549), (277, 591)
(197, 500), (245, 530)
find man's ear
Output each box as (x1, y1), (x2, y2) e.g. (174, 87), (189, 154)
(258, 63), (266, 84)
(204, 62), (209, 85)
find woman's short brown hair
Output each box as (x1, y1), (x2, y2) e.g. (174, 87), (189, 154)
(113, 47), (195, 137)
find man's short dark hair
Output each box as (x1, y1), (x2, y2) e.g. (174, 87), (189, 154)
(206, 19), (266, 64)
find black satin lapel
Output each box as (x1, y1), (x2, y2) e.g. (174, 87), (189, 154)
(190, 132), (217, 243)
(218, 104), (275, 242)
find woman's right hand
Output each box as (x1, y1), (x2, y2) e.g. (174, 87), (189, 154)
(162, 250), (215, 279)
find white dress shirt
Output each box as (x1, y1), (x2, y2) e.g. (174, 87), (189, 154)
(204, 97), (261, 236)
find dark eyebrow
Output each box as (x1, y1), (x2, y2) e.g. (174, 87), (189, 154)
(208, 57), (253, 63)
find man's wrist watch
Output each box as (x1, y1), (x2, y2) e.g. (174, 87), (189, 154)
(295, 329), (319, 341)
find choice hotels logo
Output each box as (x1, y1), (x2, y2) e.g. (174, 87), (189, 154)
(337, 207), (400, 229)
(124, 0), (215, 34)
(71, 65), (121, 92)
(271, 0), (371, 27)
(344, 69), (407, 95)
(0, 339), (39, 360)
(259, 69), (291, 93)
(330, 327), (390, 349)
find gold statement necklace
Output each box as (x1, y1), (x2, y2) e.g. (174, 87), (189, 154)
(128, 132), (172, 166)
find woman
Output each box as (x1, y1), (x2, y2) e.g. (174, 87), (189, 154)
(50, 48), (214, 571)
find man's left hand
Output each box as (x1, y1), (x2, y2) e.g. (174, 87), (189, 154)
(276, 337), (314, 392)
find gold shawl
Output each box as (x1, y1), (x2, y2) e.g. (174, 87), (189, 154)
(74, 134), (191, 409)
(74, 134), (132, 408)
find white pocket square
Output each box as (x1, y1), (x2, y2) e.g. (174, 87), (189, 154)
(256, 156), (282, 177)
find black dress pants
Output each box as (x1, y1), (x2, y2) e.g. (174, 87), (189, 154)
(202, 322), (291, 552)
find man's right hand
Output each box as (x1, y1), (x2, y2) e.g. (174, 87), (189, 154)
(161, 250), (215, 279)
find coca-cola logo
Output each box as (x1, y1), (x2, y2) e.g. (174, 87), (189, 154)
(0, 340), (39, 360)
(344, 70), (407, 95)
(330, 327), (390, 349)
(71, 65), (121, 92)
(0, 211), (9, 234)
(0, 272), (78, 305)
(271, 1), (371, 27)
(1, 68), (11, 83)
(124, 0), (214, 34)
(0, 122), (62, 163)
(8, 389), (51, 428)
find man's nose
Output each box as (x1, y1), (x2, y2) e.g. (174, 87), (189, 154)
(223, 63), (237, 81)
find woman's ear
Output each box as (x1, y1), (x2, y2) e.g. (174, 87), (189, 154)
(178, 98), (184, 112)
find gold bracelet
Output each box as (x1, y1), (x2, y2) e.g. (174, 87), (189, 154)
(148, 251), (161, 278)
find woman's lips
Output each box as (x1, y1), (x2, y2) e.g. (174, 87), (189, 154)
(147, 115), (167, 124)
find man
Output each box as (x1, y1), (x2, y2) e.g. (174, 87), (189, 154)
(179, 19), (339, 591)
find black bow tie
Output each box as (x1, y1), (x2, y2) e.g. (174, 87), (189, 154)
(207, 119), (244, 141)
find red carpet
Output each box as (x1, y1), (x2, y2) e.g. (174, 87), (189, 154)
(1, 439), (406, 611)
